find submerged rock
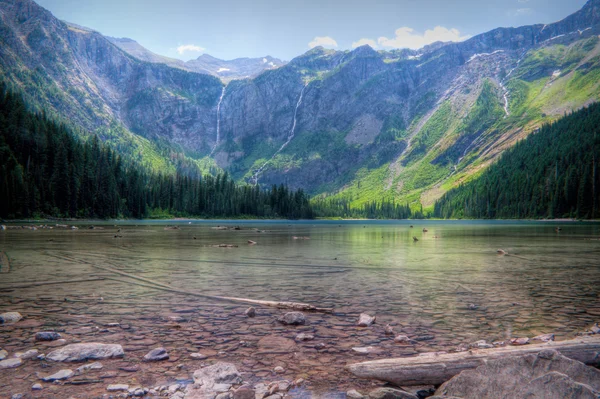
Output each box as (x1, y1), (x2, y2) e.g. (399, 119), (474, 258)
(368, 387), (418, 399)
(42, 369), (74, 381)
(0, 312), (22, 324)
(187, 362), (243, 398)
(46, 343), (124, 362)
(432, 349), (600, 399)
(0, 349), (7, 360)
(278, 312), (306, 325)
(0, 358), (22, 369)
(107, 384), (129, 392)
(35, 331), (62, 341)
(245, 307), (256, 318)
(358, 313), (376, 327)
(14, 349), (38, 359)
(143, 347), (169, 361)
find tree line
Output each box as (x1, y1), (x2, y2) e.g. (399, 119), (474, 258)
(312, 197), (418, 219)
(434, 103), (600, 219)
(0, 83), (313, 220)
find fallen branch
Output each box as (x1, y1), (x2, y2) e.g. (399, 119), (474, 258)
(346, 336), (600, 386)
(49, 253), (333, 313)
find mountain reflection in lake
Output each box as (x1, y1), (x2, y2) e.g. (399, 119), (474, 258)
(1, 220), (599, 397)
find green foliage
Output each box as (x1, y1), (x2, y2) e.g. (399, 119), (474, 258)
(434, 103), (600, 219)
(0, 84), (315, 220)
(404, 102), (453, 165)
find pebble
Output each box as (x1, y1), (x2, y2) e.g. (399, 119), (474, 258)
(35, 331), (62, 341)
(273, 366), (285, 373)
(245, 307), (256, 318)
(352, 346), (377, 354)
(533, 333), (555, 342)
(278, 312), (306, 325)
(357, 313), (375, 327)
(347, 389), (364, 399)
(107, 384), (129, 392)
(11, 394), (23, 399)
(143, 347), (169, 361)
(0, 349), (7, 360)
(31, 383), (42, 391)
(14, 349), (39, 359)
(510, 337), (530, 345)
(42, 369), (74, 381)
(77, 362), (103, 373)
(190, 352), (207, 360)
(384, 324), (394, 335)
(0, 312), (23, 324)
(295, 333), (314, 341)
(394, 335), (412, 344)
(473, 340), (494, 349)
(0, 358), (22, 369)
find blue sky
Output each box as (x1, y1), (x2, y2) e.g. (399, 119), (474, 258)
(36, 0), (587, 61)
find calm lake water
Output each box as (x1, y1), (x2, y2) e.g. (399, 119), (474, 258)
(1, 220), (599, 397)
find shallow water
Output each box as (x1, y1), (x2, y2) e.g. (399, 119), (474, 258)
(1, 220), (599, 397)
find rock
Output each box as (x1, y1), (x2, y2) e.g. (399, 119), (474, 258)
(295, 333), (314, 341)
(42, 369), (74, 381)
(368, 387), (419, 399)
(273, 366), (285, 373)
(394, 335), (412, 344)
(233, 386), (255, 399)
(143, 347), (169, 361)
(0, 358), (22, 369)
(384, 324), (394, 335)
(433, 349), (600, 399)
(11, 394), (23, 399)
(0, 312), (22, 324)
(0, 349), (6, 360)
(14, 349), (39, 359)
(188, 362), (243, 397)
(107, 384), (129, 392)
(190, 352), (207, 360)
(358, 313), (375, 327)
(400, 386), (436, 399)
(35, 331), (62, 341)
(473, 340), (494, 349)
(31, 383), (42, 391)
(46, 343), (124, 362)
(245, 307), (256, 318)
(247, 240), (257, 245)
(532, 333), (555, 342)
(414, 335), (435, 342)
(278, 312), (306, 325)
(76, 362), (103, 373)
(352, 346), (377, 354)
(509, 337), (530, 345)
(590, 323), (600, 334)
(347, 389), (364, 399)
(254, 383), (269, 399)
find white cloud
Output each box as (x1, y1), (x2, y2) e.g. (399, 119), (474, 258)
(351, 38), (378, 49)
(515, 7), (533, 15)
(176, 44), (205, 55)
(376, 26), (470, 50)
(518, 0), (530, 3)
(308, 36), (338, 49)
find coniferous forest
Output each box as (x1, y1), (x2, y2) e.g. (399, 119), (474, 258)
(434, 103), (600, 219)
(0, 84), (313, 220)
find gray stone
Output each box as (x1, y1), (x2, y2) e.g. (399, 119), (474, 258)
(0, 312), (22, 324)
(188, 362), (243, 398)
(11, 394), (23, 399)
(245, 307), (256, 318)
(14, 349), (38, 359)
(143, 347), (169, 361)
(190, 352), (207, 360)
(76, 362), (103, 373)
(295, 333), (314, 341)
(46, 343), (124, 362)
(0, 349), (8, 360)
(233, 386), (255, 399)
(368, 387), (418, 399)
(434, 349), (600, 399)
(278, 312), (306, 325)
(35, 331), (62, 341)
(42, 369), (74, 381)
(590, 323), (600, 334)
(107, 384), (129, 392)
(358, 313), (376, 327)
(0, 358), (22, 369)
(273, 366), (285, 373)
(31, 383), (42, 391)
(532, 333), (555, 342)
(347, 389), (364, 399)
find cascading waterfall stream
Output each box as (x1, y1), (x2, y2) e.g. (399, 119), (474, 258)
(499, 51), (527, 118)
(210, 85), (227, 157)
(251, 83), (308, 185)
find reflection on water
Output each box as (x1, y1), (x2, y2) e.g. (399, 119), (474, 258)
(1, 220), (599, 396)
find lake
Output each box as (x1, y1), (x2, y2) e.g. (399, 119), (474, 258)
(1, 220), (599, 397)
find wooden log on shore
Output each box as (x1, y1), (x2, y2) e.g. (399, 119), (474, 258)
(346, 336), (600, 386)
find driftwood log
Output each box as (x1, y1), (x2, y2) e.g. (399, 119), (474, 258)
(346, 336), (600, 386)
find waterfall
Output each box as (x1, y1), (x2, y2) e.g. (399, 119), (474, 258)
(210, 85), (226, 157)
(251, 84), (307, 185)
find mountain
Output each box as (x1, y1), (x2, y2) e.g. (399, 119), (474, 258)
(107, 36), (286, 81)
(1, 0), (600, 214)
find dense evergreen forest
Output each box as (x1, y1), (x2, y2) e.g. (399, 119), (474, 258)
(312, 197), (418, 219)
(434, 103), (600, 219)
(0, 84), (313, 219)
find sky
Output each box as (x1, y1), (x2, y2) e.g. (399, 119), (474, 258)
(35, 0), (588, 61)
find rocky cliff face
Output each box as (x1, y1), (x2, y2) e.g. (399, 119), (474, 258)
(1, 0), (600, 207)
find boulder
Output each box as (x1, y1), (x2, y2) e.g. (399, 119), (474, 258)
(0, 312), (22, 324)
(278, 312), (306, 325)
(368, 387), (418, 399)
(143, 347), (169, 361)
(358, 313), (376, 327)
(433, 350), (600, 399)
(0, 358), (22, 369)
(46, 343), (124, 362)
(42, 369), (74, 381)
(35, 332), (62, 341)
